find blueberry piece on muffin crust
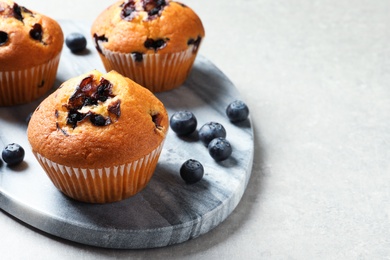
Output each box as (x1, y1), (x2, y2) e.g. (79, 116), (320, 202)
(144, 38), (168, 51)
(93, 33), (108, 55)
(120, 0), (136, 21)
(131, 52), (144, 62)
(143, 0), (167, 18)
(63, 75), (120, 129)
(29, 23), (43, 42)
(187, 36), (202, 53)
(12, 3), (23, 21)
(119, 0), (168, 21)
(0, 31), (8, 46)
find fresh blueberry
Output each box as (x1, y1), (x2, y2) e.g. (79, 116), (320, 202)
(65, 33), (87, 53)
(2, 143), (25, 166)
(198, 122), (226, 146)
(180, 159), (204, 184)
(226, 100), (249, 123)
(208, 137), (232, 161)
(170, 111), (197, 136)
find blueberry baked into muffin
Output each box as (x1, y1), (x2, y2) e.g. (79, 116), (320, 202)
(91, 0), (205, 92)
(27, 70), (169, 203)
(0, 0), (63, 106)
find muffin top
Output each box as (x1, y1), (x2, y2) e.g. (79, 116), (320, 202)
(0, 0), (64, 70)
(27, 70), (169, 168)
(91, 0), (205, 55)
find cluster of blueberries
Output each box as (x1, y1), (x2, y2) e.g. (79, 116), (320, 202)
(65, 33), (251, 186)
(169, 100), (250, 184)
(0, 143), (25, 167)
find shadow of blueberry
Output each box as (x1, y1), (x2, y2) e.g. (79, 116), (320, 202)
(6, 161), (29, 172)
(71, 48), (91, 56)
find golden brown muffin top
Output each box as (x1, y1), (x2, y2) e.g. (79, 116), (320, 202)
(0, 0), (64, 70)
(27, 70), (169, 168)
(91, 0), (205, 55)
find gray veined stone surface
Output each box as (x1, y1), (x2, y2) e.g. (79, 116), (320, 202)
(0, 21), (254, 249)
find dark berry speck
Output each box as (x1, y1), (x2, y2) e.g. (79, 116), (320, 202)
(37, 80), (45, 88)
(132, 52), (143, 62)
(187, 36), (202, 53)
(143, 0), (167, 17)
(144, 38), (167, 51)
(0, 31), (8, 46)
(93, 34), (108, 54)
(13, 3), (23, 22)
(121, 0), (136, 21)
(30, 23), (43, 42)
(90, 114), (108, 126)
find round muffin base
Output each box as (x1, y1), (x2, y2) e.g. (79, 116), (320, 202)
(33, 142), (164, 204)
(99, 47), (198, 93)
(0, 53), (61, 106)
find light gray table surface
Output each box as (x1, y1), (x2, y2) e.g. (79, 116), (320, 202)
(1, 0), (390, 259)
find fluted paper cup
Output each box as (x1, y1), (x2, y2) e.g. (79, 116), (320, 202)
(99, 46), (198, 92)
(33, 142), (164, 204)
(0, 53), (61, 106)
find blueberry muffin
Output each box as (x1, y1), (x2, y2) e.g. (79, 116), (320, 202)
(27, 70), (169, 203)
(91, 0), (205, 92)
(0, 0), (64, 106)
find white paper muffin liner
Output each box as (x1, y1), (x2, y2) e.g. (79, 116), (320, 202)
(100, 47), (197, 92)
(0, 53), (61, 106)
(34, 142), (164, 204)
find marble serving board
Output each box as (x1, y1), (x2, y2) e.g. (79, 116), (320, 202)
(0, 21), (254, 249)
